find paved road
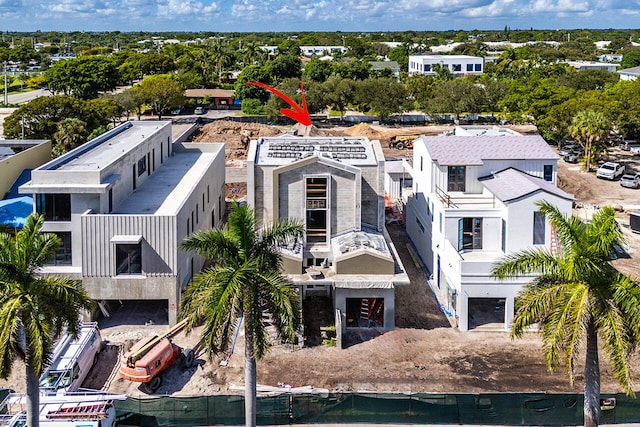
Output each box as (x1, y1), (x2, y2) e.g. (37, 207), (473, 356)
(4, 88), (52, 105)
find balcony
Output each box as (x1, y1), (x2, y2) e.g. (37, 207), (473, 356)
(435, 185), (497, 209)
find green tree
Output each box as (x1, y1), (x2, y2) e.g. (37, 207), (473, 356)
(569, 110), (611, 171)
(113, 88), (146, 120)
(52, 117), (88, 157)
(44, 56), (118, 99)
(235, 65), (272, 103)
(136, 74), (185, 120)
(0, 213), (95, 427)
(178, 202), (303, 427)
(265, 55), (302, 84)
(323, 76), (356, 119)
(492, 202), (640, 427)
(302, 59), (334, 82)
(355, 77), (409, 120)
(619, 49), (640, 70)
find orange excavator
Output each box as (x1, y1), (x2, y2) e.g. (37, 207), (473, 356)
(118, 319), (195, 393)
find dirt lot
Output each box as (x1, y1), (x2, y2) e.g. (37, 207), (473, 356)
(3, 121), (640, 398)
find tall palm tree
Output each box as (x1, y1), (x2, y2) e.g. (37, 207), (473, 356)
(491, 201), (640, 427)
(0, 213), (95, 427)
(569, 110), (611, 172)
(179, 202), (303, 427)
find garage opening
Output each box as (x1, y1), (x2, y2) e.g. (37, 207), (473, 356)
(96, 299), (169, 328)
(346, 298), (384, 328)
(468, 297), (505, 330)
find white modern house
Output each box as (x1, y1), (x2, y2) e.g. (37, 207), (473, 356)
(247, 135), (409, 347)
(618, 66), (640, 81)
(563, 61), (619, 72)
(19, 121), (226, 325)
(408, 54), (483, 76)
(404, 132), (574, 331)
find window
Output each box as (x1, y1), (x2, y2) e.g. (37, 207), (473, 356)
(116, 243), (141, 275)
(475, 63), (482, 72)
(46, 232), (72, 265)
(147, 153), (151, 176)
(137, 157), (146, 177)
(533, 211), (546, 245)
(416, 217), (424, 233)
(452, 64), (461, 72)
(35, 194), (71, 221)
(420, 156), (423, 171)
(448, 166), (466, 192)
(152, 149), (156, 171)
(466, 63), (473, 71)
(132, 165), (136, 190)
(501, 219), (506, 252)
(424, 64), (431, 72)
(306, 177), (328, 243)
(108, 189), (113, 213)
(160, 143), (164, 164)
(458, 217), (482, 250)
(543, 165), (553, 182)
(196, 205), (199, 224)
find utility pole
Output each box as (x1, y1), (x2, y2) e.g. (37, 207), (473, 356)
(3, 62), (7, 106)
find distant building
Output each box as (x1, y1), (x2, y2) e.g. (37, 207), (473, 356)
(19, 121), (226, 325)
(409, 54), (483, 76)
(563, 61), (619, 72)
(618, 65), (640, 81)
(369, 61), (400, 78)
(260, 46), (348, 57)
(247, 136), (409, 347)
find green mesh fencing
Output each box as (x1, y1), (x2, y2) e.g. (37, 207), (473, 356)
(114, 392), (640, 426)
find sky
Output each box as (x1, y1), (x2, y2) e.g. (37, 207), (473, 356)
(1, 0), (639, 33)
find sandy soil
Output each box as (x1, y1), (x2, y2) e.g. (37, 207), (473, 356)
(2, 121), (640, 399)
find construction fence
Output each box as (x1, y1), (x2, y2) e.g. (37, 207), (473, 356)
(114, 392), (640, 426)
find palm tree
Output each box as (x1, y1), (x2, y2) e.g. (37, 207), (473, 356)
(0, 213), (95, 427)
(178, 202), (303, 427)
(491, 201), (640, 427)
(569, 110), (611, 172)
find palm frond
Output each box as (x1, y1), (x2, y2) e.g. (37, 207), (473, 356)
(535, 200), (585, 256)
(491, 247), (558, 279)
(179, 228), (239, 262)
(586, 206), (625, 260)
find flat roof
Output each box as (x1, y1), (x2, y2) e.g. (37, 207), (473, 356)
(43, 121), (168, 172)
(112, 146), (221, 216)
(255, 136), (378, 167)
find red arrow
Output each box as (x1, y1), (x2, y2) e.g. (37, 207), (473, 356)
(245, 81), (311, 126)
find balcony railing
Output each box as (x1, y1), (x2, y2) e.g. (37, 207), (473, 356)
(434, 185), (497, 208)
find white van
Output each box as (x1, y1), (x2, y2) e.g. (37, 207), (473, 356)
(39, 322), (103, 395)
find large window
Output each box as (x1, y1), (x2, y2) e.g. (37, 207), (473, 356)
(35, 194), (71, 221)
(533, 211), (546, 245)
(458, 217), (482, 250)
(306, 177), (328, 243)
(116, 243), (142, 275)
(137, 157), (146, 177)
(448, 166), (466, 192)
(543, 165), (553, 182)
(46, 232), (72, 265)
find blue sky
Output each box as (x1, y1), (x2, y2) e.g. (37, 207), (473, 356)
(1, 0), (639, 32)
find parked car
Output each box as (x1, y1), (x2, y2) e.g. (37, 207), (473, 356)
(563, 151), (583, 164)
(620, 140), (639, 151)
(171, 107), (184, 115)
(596, 162), (625, 180)
(620, 173), (640, 189)
(559, 144), (581, 156)
(194, 106), (206, 115)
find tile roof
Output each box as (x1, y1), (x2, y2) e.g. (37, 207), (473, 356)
(479, 167), (574, 203)
(419, 134), (558, 165)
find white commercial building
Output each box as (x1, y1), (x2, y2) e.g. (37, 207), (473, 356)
(404, 131), (574, 331)
(408, 54), (483, 76)
(19, 121), (226, 325)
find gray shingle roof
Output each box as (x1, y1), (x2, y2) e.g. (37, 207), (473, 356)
(479, 167), (574, 203)
(419, 134), (558, 165)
